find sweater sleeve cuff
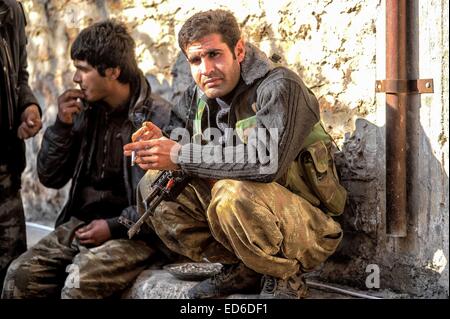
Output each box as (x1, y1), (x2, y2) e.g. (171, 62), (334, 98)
(177, 143), (203, 166)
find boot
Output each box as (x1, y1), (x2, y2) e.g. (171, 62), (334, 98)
(259, 272), (308, 299)
(187, 263), (261, 299)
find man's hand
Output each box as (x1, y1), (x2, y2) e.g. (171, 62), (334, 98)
(17, 104), (42, 139)
(124, 137), (181, 171)
(132, 121), (163, 142)
(75, 219), (111, 246)
(57, 89), (85, 124)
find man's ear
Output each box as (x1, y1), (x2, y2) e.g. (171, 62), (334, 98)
(105, 67), (121, 80)
(235, 38), (246, 63)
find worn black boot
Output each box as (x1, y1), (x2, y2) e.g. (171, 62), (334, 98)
(187, 263), (261, 299)
(259, 272), (308, 299)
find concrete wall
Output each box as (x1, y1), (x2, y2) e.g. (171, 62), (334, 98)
(19, 0), (448, 297)
(321, 0), (449, 298)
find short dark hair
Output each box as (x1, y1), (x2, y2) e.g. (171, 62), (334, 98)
(70, 19), (138, 84)
(178, 9), (241, 55)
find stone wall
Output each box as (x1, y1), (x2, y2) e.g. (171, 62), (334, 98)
(21, 0), (380, 218)
(18, 0), (448, 297)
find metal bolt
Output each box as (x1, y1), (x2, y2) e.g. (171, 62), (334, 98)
(425, 82), (431, 88)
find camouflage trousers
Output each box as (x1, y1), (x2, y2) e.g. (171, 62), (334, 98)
(0, 165), (27, 289)
(1, 217), (155, 299)
(138, 171), (343, 280)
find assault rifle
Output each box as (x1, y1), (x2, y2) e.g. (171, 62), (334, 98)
(128, 170), (190, 239)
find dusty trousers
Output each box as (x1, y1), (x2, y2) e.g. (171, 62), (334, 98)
(138, 171), (343, 279)
(1, 217), (154, 299)
(0, 165), (27, 289)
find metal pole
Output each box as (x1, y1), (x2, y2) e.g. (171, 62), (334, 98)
(386, 0), (408, 237)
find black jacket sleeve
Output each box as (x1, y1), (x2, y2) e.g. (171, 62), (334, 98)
(37, 116), (82, 188)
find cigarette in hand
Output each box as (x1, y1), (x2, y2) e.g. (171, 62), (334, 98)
(131, 150), (136, 166)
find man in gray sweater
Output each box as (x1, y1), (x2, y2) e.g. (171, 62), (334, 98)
(125, 9), (345, 299)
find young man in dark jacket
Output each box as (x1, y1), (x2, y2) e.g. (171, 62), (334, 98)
(0, 0), (42, 288)
(2, 19), (172, 299)
(125, 10), (345, 299)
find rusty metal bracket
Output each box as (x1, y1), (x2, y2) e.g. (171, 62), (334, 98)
(375, 79), (434, 94)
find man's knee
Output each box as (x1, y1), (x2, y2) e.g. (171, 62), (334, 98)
(212, 179), (251, 200)
(207, 181), (255, 239)
(210, 179), (254, 215)
(1, 253), (32, 298)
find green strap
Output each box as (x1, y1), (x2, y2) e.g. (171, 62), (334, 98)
(235, 116), (257, 144)
(193, 96), (206, 143)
